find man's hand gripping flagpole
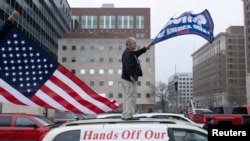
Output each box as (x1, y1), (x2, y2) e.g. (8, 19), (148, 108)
(0, 10), (19, 41)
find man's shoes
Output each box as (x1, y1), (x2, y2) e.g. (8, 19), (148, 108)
(122, 117), (139, 120)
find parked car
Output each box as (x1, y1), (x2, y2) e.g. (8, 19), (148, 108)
(0, 113), (54, 141)
(52, 111), (80, 124)
(133, 112), (204, 128)
(41, 118), (207, 141)
(194, 109), (213, 114)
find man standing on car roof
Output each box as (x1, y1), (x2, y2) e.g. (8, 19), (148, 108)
(121, 37), (150, 120)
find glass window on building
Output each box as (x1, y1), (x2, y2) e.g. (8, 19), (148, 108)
(82, 15), (97, 29)
(81, 45), (85, 51)
(62, 45), (67, 51)
(137, 46), (142, 50)
(90, 46), (95, 50)
(99, 69), (104, 74)
(118, 46), (122, 50)
(62, 57), (67, 62)
(117, 69), (122, 74)
(146, 57), (150, 62)
(71, 57), (76, 62)
(72, 45), (76, 51)
(99, 57), (104, 62)
(100, 16), (115, 29)
(90, 81), (94, 86)
(137, 93), (141, 98)
(108, 81), (113, 86)
(146, 81), (150, 86)
(71, 69), (76, 74)
(118, 93), (122, 98)
(90, 57), (95, 62)
(137, 81), (141, 86)
(109, 46), (113, 51)
(99, 46), (105, 51)
(118, 16), (134, 29)
(136, 33), (140, 38)
(80, 57), (86, 62)
(99, 81), (104, 86)
(80, 69), (85, 74)
(90, 69), (95, 74)
(140, 33), (145, 38)
(109, 57), (113, 62)
(71, 15), (79, 29)
(136, 16), (144, 29)
(108, 93), (113, 98)
(108, 69), (113, 74)
(118, 57), (122, 62)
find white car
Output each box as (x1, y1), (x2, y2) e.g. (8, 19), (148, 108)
(133, 112), (204, 128)
(41, 118), (207, 141)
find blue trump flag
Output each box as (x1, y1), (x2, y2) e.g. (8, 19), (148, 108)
(152, 9), (214, 45)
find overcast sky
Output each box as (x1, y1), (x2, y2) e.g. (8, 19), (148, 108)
(67, 0), (244, 83)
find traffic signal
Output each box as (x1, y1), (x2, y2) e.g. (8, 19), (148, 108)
(174, 81), (178, 92)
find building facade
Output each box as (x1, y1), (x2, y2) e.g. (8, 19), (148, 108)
(58, 5), (155, 113)
(0, 0), (71, 116)
(243, 0), (250, 104)
(168, 73), (193, 111)
(192, 26), (246, 108)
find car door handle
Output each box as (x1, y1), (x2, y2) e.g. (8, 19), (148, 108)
(13, 130), (20, 132)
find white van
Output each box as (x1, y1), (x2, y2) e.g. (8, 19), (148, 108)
(41, 118), (207, 141)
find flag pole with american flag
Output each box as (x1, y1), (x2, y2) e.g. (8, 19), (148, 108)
(187, 99), (196, 121)
(0, 11), (119, 114)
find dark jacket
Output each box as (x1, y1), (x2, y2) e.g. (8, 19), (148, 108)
(121, 47), (147, 81)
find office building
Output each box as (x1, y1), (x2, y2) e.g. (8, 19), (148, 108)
(243, 0), (250, 104)
(168, 73), (193, 111)
(192, 26), (246, 107)
(58, 4), (155, 112)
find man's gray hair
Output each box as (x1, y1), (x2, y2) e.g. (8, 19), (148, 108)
(126, 37), (135, 46)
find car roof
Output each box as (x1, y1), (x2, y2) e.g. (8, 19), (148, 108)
(133, 112), (204, 128)
(61, 118), (199, 127)
(95, 113), (122, 119)
(43, 118), (207, 140)
(0, 113), (38, 116)
(134, 112), (185, 117)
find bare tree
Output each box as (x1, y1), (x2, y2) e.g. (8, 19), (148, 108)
(149, 81), (168, 112)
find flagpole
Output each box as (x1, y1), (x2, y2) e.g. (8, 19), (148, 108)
(0, 10), (19, 41)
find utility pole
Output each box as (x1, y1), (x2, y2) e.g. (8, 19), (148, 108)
(174, 65), (178, 113)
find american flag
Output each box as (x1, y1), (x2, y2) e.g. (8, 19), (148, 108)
(187, 100), (195, 120)
(0, 24), (119, 114)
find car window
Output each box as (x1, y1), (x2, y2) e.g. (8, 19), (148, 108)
(53, 130), (80, 141)
(0, 116), (12, 127)
(55, 112), (77, 119)
(172, 129), (207, 141)
(55, 113), (65, 119)
(15, 117), (36, 127)
(195, 109), (212, 114)
(35, 116), (54, 126)
(232, 107), (248, 114)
